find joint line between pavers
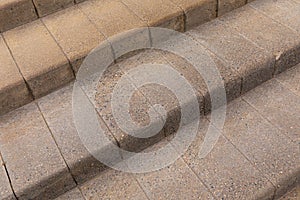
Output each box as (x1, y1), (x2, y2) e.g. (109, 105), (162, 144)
(0, 152), (18, 199)
(40, 19), (76, 78)
(30, 0), (40, 18)
(0, 33), (35, 100)
(35, 102), (79, 188)
(275, 76), (300, 98)
(131, 174), (152, 200)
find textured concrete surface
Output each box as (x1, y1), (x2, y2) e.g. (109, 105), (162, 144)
(187, 19), (274, 94)
(169, 0), (217, 30)
(0, 155), (15, 200)
(221, 98), (300, 198)
(121, 0), (184, 31)
(54, 187), (84, 200)
(219, 5), (300, 74)
(0, 0), (37, 32)
(80, 169), (148, 200)
(33, 0), (74, 17)
(183, 118), (275, 199)
(79, 0), (147, 38)
(243, 79), (300, 143)
(0, 35), (32, 115)
(276, 63), (300, 96)
(218, 0), (246, 16)
(3, 20), (74, 98)
(280, 185), (300, 200)
(42, 6), (105, 73)
(0, 103), (75, 199)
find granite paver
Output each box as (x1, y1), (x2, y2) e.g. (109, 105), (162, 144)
(54, 187), (84, 200)
(3, 20), (74, 98)
(276, 63), (300, 96)
(0, 155), (15, 200)
(218, 0), (246, 16)
(33, 0), (74, 17)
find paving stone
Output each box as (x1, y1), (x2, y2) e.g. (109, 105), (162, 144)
(33, 0), (74, 17)
(218, 0), (246, 16)
(0, 35), (32, 115)
(3, 20), (74, 98)
(0, 155), (15, 200)
(249, 0), (300, 34)
(219, 5), (300, 74)
(280, 184), (300, 200)
(55, 187), (84, 200)
(187, 19), (275, 94)
(0, 103), (75, 199)
(80, 169), (148, 200)
(133, 139), (215, 199)
(276, 63), (300, 96)
(38, 84), (110, 184)
(182, 118), (275, 199)
(220, 98), (300, 198)
(93, 62), (166, 152)
(43, 6), (105, 73)
(242, 79), (300, 143)
(121, 0), (184, 31)
(0, 0), (37, 32)
(168, 0), (217, 30)
(79, 0), (147, 38)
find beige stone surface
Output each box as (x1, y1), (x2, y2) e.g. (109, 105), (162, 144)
(43, 6), (106, 73)
(3, 20), (74, 98)
(121, 0), (184, 31)
(0, 0), (37, 32)
(280, 185), (300, 200)
(0, 155), (15, 199)
(219, 5), (300, 74)
(276, 63), (300, 96)
(0, 35), (32, 115)
(33, 0), (74, 17)
(169, 0), (217, 30)
(0, 103), (75, 199)
(218, 0), (246, 16)
(54, 187), (84, 200)
(79, 0), (147, 38)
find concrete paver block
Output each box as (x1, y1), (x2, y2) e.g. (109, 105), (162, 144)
(276, 63), (300, 96)
(0, 0), (37, 32)
(0, 35), (32, 115)
(219, 5), (300, 74)
(79, 0), (147, 38)
(183, 118), (275, 199)
(218, 0), (246, 16)
(188, 19), (275, 94)
(280, 185), (300, 200)
(121, 0), (184, 31)
(3, 20), (74, 98)
(54, 187), (84, 200)
(33, 0), (74, 17)
(0, 155), (15, 200)
(221, 98), (300, 198)
(80, 169), (148, 199)
(169, 0), (217, 30)
(0, 103), (75, 199)
(43, 6), (106, 73)
(243, 79), (300, 143)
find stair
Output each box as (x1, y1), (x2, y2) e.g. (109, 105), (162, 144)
(0, 0), (299, 199)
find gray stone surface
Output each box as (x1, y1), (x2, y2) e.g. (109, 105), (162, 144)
(3, 20), (74, 98)
(0, 0), (37, 32)
(80, 169), (148, 200)
(0, 103), (75, 199)
(219, 5), (300, 74)
(221, 98), (300, 198)
(183, 118), (275, 199)
(55, 187), (84, 200)
(37, 84), (109, 184)
(280, 184), (300, 200)
(276, 63), (300, 96)
(33, 0), (74, 17)
(0, 155), (15, 200)
(243, 79), (300, 143)
(187, 19), (275, 94)
(218, 0), (246, 16)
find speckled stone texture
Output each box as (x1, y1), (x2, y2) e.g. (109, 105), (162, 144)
(42, 6), (105, 73)
(121, 0), (184, 31)
(0, 0), (37, 32)
(3, 20), (74, 98)
(0, 35), (32, 115)
(0, 155), (15, 200)
(33, 0), (74, 17)
(218, 0), (246, 16)
(169, 0), (217, 30)
(54, 187), (84, 200)
(276, 63), (300, 96)
(219, 5), (300, 74)
(0, 103), (75, 199)
(280, 185), (300, 200)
